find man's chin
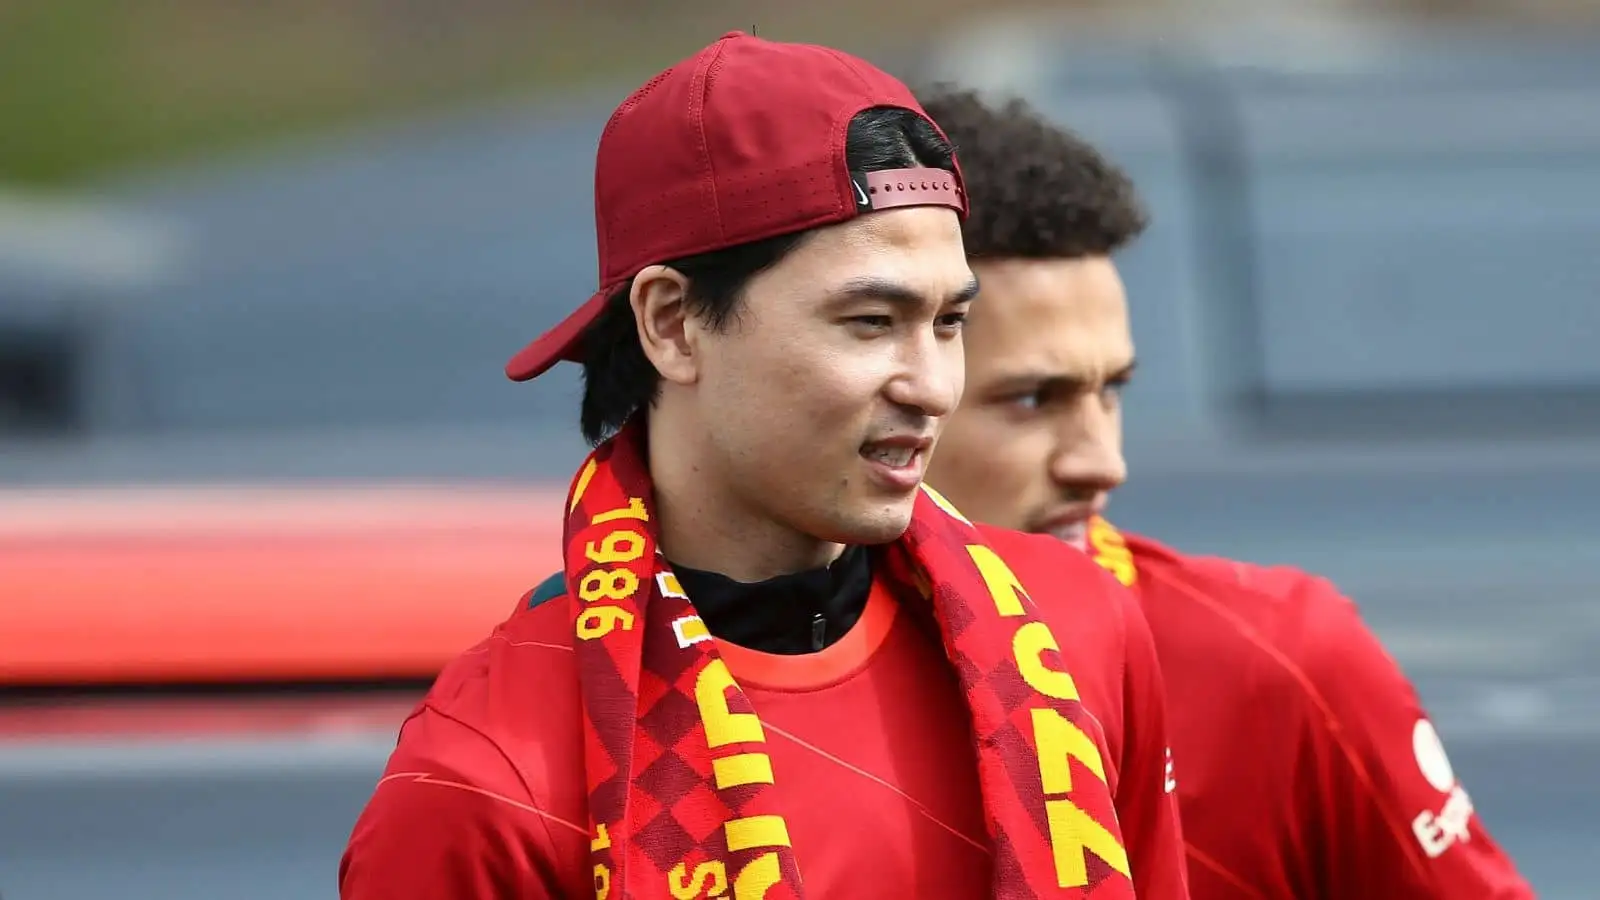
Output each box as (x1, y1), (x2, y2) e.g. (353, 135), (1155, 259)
(826, 500), (915, 546)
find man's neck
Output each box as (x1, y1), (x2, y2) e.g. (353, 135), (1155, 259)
(646, 413), (844, 583)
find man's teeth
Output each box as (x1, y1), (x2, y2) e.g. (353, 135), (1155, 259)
(865, 445), (915, 467)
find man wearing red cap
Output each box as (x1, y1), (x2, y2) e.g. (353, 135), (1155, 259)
(918, 87), (1537, 899)
(338, 34), (1190, 900)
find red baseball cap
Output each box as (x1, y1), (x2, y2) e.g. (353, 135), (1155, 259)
(504, 31), (967, 382)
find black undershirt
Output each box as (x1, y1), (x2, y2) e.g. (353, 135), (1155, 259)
(670, 545), (873, 654)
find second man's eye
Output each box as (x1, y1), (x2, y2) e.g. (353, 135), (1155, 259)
(1012, 393), (1043, 411)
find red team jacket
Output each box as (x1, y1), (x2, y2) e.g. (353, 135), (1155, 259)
(340, 526), (1189, 899)
(1086, 519), (1536, 899)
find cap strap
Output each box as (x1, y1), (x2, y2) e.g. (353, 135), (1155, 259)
(850, 167), (966, 215)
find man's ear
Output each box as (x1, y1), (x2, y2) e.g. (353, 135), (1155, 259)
(630, 265), (698, 386)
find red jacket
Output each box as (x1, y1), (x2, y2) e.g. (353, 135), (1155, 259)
(339, 526), (1189, 898)
(1087, 519), (1535, 899)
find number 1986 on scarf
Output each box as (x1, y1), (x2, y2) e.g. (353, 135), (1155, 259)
(576, 498), (651, 639)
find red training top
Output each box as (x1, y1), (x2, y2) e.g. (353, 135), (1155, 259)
(340, 527), (1189, 899)
(1085, 520), (1536, 899)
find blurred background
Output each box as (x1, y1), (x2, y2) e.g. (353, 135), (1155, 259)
(3, 1), (1599, 897)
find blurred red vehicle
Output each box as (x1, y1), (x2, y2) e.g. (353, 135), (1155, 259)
(0, 483), (564, 687)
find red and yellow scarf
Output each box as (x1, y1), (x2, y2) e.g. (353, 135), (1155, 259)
(564, 421), (1135, 898)
(1086, 517), (1138, 589)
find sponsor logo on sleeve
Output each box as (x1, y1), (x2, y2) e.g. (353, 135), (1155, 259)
(1409, 718), (1474, 858)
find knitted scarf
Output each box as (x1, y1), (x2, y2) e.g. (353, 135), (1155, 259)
(1086, 517), (1139, 589)
(564, 421), (1135, 899)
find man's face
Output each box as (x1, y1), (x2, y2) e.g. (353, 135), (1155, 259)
(686, 206), (976, 556)
(925, 256), (1134, 550)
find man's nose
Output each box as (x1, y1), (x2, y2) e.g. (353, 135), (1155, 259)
(885, 334), (961, 418)
(1049, 401), (1126, 491)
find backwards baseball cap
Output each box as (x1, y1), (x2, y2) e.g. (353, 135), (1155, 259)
(504, 31), (967, 382)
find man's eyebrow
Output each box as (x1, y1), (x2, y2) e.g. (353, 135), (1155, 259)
(985, 359), (1138, 395)
(985, 372), (1084, 395)
(826, 274), (981, 307)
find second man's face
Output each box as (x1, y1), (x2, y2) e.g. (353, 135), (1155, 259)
(926, 255), (1135, 550)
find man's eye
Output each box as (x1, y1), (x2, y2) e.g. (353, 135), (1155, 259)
(936, 312), (967, 330)
(1006, 392), (1044, 411)
(848, 315), (893, 329)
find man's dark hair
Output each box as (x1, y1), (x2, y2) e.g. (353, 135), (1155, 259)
(916, 85), (1148, 262)
(578, 106), (957, 445)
